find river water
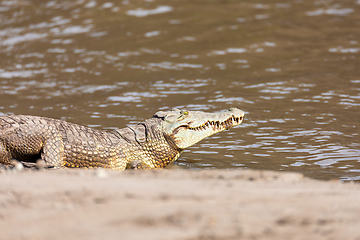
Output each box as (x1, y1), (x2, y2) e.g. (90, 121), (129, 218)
(0, 0), (359, 181)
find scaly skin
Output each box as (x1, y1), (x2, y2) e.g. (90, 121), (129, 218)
(0, 108), (245, 170)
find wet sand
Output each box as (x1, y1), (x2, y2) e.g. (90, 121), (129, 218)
(1, 169), (359, 240)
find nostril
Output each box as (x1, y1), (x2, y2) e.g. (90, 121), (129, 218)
(240, 116), (243, 120)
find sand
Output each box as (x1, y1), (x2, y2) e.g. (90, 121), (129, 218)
(0, 168), (359, 240)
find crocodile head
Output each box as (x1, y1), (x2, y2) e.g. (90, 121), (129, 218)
(154, 108), (245, 149)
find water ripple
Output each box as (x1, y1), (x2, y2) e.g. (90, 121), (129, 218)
(126, 6), (173, 17)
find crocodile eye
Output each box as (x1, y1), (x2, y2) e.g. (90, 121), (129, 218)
(177, 110), (189, 120)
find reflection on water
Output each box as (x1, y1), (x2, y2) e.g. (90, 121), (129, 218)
(0, 0), (359, 181)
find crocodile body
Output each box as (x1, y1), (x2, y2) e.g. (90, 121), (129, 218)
(0, 108), (244, 170)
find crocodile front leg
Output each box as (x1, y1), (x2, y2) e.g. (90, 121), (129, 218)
(0, 141), (11, 164)
(126, 160), (153, 169)
(0, 125), (65, 168)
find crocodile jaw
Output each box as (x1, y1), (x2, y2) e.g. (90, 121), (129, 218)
(158, 108), (245, 149)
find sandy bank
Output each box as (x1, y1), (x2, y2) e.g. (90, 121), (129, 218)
(0, 169), (359, 240)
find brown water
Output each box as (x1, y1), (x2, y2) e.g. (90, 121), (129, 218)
(0, 0), (359, 181)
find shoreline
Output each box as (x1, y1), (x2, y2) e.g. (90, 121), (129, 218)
(1, 168), (359, 240)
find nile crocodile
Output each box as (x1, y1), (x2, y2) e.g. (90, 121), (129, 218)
(0, 108), (245, 170)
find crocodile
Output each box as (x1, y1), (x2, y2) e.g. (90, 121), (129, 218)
(0, 108), (245, 170)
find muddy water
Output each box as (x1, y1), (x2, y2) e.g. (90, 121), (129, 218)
(0, 0), (359, 180)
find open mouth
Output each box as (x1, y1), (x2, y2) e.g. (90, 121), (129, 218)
(186, 115), (244, 132)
